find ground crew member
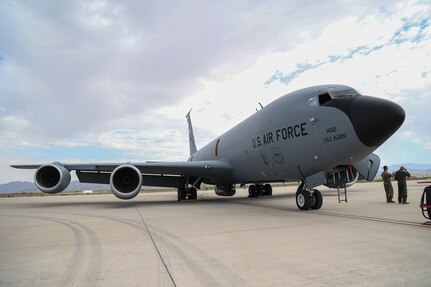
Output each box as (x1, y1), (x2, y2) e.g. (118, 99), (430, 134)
(381, 166), (395, 203)
(394, 166), (411, 204)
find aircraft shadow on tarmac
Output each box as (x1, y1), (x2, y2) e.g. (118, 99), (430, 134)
(12, 189), (339, 210)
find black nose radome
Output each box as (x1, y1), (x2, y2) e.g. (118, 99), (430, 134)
(323, 96), (405, 147)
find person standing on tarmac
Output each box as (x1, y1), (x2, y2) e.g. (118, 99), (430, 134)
(394, 166), (411, 204)
(381, 166), (395, 203)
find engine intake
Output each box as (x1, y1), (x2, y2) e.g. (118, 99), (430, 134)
(110, 165), (142, 200)
(34, 163), (71, 194)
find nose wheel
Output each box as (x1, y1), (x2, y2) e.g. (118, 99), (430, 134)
(296, 182), (323, 210)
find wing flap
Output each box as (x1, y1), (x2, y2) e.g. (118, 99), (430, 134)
(77, 171), (185, 188)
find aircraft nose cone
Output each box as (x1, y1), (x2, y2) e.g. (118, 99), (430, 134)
(324, 96), (405, 147)
(351, 96), (405, 147)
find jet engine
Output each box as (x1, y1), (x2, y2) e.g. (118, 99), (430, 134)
(214, 184), (236, 196)
(34, 163), (71, 194)
(324, 166), (359, 189)
(110, 165), (143, 199)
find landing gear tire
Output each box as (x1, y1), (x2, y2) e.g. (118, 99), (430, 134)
(178, 187), (197, 201)
(189, 187), (197, 200)
(248, 185), (257, 197)
(255, 184), (262, 197)
(264, 184), (272, 196)
(311, 189), (323, 210)
(177, 187), (187, 201)
(296, 189), (311, 210)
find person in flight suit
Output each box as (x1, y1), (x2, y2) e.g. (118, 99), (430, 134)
(381, 166), (395, 203)
(394, 166), (411, 204)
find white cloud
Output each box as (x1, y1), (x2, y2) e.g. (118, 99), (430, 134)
(1, 0), (430, 183)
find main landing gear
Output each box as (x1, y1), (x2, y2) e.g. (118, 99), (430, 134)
(296, 181), (323, 210)
(177, 186), (197, 201)
(248, 184), (273, 198)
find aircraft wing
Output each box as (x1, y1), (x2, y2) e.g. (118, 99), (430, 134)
(11, 160), (232, 185)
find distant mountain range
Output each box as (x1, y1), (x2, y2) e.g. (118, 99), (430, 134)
(0, 181), (110, 194)
(1, 163), (430, 193)
(385, 163), (431, 172)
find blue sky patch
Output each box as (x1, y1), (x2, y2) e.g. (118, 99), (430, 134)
(375, 136), (431, 165)
(265, 14), (430, 87)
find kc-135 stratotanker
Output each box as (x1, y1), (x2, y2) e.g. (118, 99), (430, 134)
(11, 85), (405, 210)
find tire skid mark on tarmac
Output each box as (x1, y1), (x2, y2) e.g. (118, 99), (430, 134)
(76, 222), (102, 287)
(35, 211), (249, 287)
(147, 225), (219, 287)
(101, 216), (174, 287)
(15, 214), (102, 287)
(96, 215), (249, 287)
(94, 211), (173, 286)
(131, 202), (239, 286)
(15, 215), (84, 286)
(29, 211), (169, 287)
(147, 223), (250, 287)
(94, 215), (216, 287)
(217, 197), (431, 230)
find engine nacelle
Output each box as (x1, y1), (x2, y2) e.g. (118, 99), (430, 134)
(34, 163), (71, 194)
(110, 165), (142, 200)
(214, 185), (236, 196)
(324, 167), (359, 189)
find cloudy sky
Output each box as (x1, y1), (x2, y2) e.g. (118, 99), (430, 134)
(1, 0), (430, 183)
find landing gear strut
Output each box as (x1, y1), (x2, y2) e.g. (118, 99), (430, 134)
(177, 186), (197, 201)
(296, 181), (323, 210)
(248, 184), (273, 198)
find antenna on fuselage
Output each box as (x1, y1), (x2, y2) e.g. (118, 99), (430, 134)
(186, 109), (197, 156)
(256, 102), (264, 112)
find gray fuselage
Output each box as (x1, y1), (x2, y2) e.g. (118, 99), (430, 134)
(191, 85), (387, 185)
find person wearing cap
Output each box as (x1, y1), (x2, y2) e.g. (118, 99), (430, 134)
(381, 165), (395, 203)
(394, 166), (411, 204)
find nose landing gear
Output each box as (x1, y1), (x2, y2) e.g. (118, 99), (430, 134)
(296, 182), (323, 210)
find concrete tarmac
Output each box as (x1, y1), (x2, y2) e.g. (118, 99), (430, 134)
(1, 181), (430, 287)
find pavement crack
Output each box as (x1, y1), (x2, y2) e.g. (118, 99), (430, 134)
(133, 202), (177, 287)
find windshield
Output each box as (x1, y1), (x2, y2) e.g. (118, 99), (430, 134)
(329, 89), (361, 98)
(306, 88), (362, 107)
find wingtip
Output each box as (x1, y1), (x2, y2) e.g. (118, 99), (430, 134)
(185, 108), (192, 118)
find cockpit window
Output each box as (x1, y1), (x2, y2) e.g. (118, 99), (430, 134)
(306, 97), (319, 106)
(307, 88), (361, 107)
(329, 89), (360, 98)
(318, 92), (332, 105)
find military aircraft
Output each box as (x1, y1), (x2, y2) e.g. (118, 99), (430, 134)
(11, 84), (405, 210)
